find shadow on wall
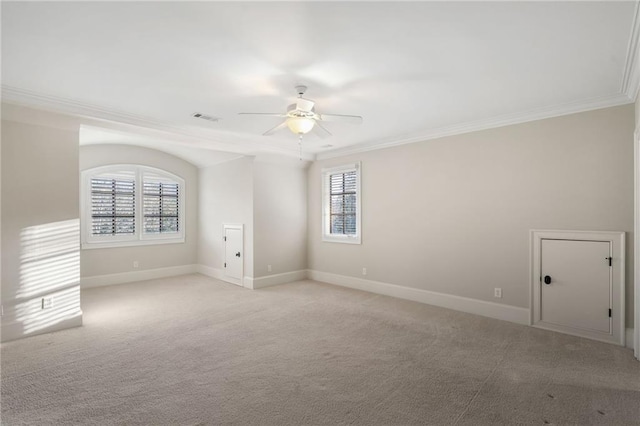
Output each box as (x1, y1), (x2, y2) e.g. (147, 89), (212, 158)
(13, 219), (81, 335)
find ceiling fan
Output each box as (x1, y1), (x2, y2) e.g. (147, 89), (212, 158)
(239, 85), (363, 139)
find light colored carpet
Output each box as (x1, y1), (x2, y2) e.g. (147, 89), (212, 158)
(2, 274), (639, 425)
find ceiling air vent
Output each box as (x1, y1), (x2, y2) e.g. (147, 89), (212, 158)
(191, 112), (220, 122)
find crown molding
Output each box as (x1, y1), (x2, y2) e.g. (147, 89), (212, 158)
(318, 1), (638, 161)
(622, 1), (640, 101)
(2, 85), (632, 165)
(315, 93), (633, 161)
(0, 85), (314, 161)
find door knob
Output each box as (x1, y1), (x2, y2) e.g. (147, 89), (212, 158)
(235, 252), (241, 257)
(544, 275), (551, 285)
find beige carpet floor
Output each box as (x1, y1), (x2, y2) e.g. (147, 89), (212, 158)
(1, 274), (639, 425)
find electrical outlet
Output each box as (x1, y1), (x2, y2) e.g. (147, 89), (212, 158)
(267, 265), (272, 272)
(42, 297), (53, 309)
(362, 267), (367, 276)
(494, 288), (502, 298)
(133, 261), (139, 268)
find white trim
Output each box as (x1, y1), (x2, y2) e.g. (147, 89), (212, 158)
(242, 276), (254, 289)
(1, 311), (82, 343)
(81, 238), (186, 250)
(315, 94), (632, 161)
(2, 85), (632, 164)
(1, 85), (312, 161)
(635, 129), (640, 359)
(530, 230), (626, 347)
(80, 164), (185, 249)
(247, 270), (308, 290)
(219, 271), (241, 287)
(308, 270), (529, 325)
(627, 328), (635, 350)
(223, 224), (244, 287)
(199, 265), (251, 288)
(321, 162), (362, 244)
(197, 264), (225, 281)
(81, 264), (198, 289)
(622, 1), (640, 100)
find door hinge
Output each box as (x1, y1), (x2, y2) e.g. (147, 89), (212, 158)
(609, 308), (612, 318)
(224, 262), (226, 268)
(608, 257), (612, 267)
(224, 236), (227, 241)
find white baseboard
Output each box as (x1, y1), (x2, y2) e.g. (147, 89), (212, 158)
(198, 266), (306, 290)
(626, 328), (635, 349)
(81, 266), (635, 349)
(247, 270), (308, 290)
(308, 270), (530, 325)
(1, 311), (82, 343)
(197, 264), (244, 287)
(82, 264), (198, 289)
(197, 264), (225, 280)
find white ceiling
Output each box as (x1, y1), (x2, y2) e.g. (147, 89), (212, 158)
(2, 1), (638, 164)
(79, 126), (243, 169)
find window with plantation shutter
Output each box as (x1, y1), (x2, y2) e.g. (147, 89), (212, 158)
(322, 163), (361, 244)
(90, 176), (136, 236)
(82, 165), (185, 248)
(143, 180), (179, 234)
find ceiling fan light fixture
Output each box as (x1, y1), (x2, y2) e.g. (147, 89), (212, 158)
(286, 116), (315, 135)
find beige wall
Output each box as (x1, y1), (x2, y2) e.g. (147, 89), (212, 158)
(253, 161), (307, 278)
(198, 157), (254, 277)
(1, 120), (82, 341)
(309, 105), (635, 327)
(80, 144), (198, 278)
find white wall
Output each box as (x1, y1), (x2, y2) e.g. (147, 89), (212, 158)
(253, 161), (307, 278)
(1, 119), (82, 341)
(198, 157), (254, 279)
(308, 105), (635, 327)
(80, 144), (198, 283)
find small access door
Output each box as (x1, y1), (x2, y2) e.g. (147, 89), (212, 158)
(223, 224), (243, 287)
(540, 239), (611, 333)
(531, 230), (625, 346)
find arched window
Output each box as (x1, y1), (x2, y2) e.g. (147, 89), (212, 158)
(81, 165), (185, 248)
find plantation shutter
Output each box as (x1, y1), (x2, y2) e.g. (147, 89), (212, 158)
(90, 176), (135, 236)
(143, 177), (179, 234)
(329, 170), (357, 235)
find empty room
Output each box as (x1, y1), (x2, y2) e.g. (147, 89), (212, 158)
(1, 1), (640, 425)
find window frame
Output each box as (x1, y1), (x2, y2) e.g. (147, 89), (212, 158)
(322, 162), (362, 244)
(81, 164), (185, 249)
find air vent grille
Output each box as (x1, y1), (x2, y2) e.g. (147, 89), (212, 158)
(192, 112), (220, 122)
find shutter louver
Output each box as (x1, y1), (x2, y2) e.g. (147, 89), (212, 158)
(143, 180), (179, 234)
(90, 178), (135, 236)
(329, 170), (357, 235)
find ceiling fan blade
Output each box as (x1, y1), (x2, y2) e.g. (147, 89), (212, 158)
(313, 121), (332, 139)
(317, 113), (363, 124)
(239, 112), (287, 117)
(296, 98), (315, 112)
(263, 121), (288, 136)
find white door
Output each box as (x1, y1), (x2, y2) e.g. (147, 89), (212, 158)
(224, 225), (243, 286)
(540, 239), (611, 334)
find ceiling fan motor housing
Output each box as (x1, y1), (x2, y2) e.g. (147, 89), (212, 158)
(287, 103), (315, 118)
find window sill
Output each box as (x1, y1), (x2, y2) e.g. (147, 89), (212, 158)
(82, 237), (185, 250)
(322, 234), (361, 245)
